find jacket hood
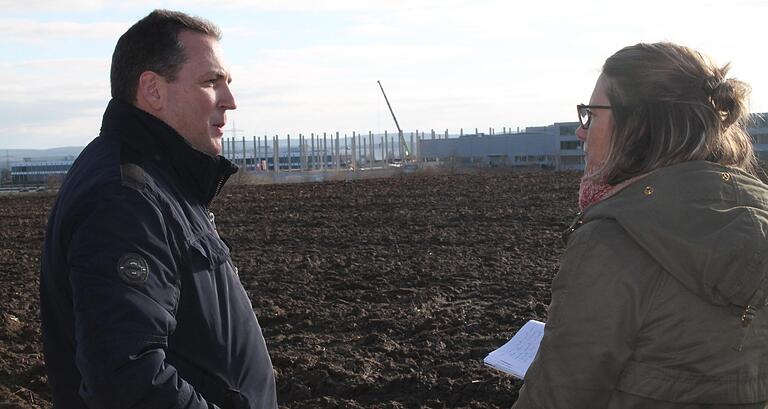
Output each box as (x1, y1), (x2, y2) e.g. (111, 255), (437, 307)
(584, 161), (768, 308)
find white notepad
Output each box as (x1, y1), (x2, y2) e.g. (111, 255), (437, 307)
(483, 320), (545, 379)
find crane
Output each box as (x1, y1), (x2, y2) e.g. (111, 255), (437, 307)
(377, 80), (411, 160)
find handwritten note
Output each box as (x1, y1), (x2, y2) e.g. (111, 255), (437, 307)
(483, 320), (545, 379)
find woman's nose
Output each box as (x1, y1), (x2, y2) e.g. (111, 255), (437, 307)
(575, 126), (587, 142)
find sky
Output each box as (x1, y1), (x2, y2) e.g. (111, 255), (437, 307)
(1, 0), (766, 150)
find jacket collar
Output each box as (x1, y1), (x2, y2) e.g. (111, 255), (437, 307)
(99, 98), (238, 205)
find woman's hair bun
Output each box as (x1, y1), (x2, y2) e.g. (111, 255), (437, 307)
(707, 66), (750, 128)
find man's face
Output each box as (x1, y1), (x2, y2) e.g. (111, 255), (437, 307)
(159, 30), (236, 157)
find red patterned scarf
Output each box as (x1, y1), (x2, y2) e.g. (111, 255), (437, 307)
(578, 177), (614, 211)
(578, 169), (650, 211)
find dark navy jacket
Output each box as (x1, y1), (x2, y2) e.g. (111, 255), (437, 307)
(40, 99), (277, 409)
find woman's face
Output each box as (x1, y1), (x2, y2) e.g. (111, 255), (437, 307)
(576, 74), (614, 174)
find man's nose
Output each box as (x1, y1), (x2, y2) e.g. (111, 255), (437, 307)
(219, 84), (237, 110)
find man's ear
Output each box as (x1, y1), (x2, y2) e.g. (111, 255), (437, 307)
(137, 71), (165, 112)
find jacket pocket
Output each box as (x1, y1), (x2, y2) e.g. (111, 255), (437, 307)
(169, 351), (251, 409)
(184, 230), (254, 319)
(187, 231), (231, 271)
(616, 360), (768, 404)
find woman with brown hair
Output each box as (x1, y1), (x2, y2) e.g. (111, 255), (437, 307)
(513, 42), (768, 408)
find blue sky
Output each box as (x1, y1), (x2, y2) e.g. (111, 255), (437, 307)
(1, 0), (766, 149)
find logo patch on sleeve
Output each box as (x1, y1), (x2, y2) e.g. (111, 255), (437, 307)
(117, 253), (150, 284)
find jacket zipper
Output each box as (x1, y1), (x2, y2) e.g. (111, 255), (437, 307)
(561, 211), (584, 245)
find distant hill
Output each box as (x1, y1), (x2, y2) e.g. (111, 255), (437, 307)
(0, 146), (84, 170)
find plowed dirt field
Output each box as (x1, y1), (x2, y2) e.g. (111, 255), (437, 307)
(0, 170), (581, 408)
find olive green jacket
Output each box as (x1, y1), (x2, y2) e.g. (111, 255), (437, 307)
(514, 161), (768, 409)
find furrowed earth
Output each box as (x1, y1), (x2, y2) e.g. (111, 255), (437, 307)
(0, 169), (581, 408)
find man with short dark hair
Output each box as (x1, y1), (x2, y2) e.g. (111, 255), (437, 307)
(40, 10), (278, 408)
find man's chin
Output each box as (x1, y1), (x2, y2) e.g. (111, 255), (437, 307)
(195, 144), (221, 158)
(209, 138), (223, 157)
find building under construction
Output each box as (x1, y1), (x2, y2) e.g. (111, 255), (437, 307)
(9, 114), (768, 185)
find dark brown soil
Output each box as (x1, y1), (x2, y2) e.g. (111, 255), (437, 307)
(0, 169), (581, 408)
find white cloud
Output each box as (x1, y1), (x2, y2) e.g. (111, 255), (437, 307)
(222, 39), (583, 136)
(0, 57), (109, 148)
(0, 102), (104, 149)
(0, 19), (129, 42)
(0, 0), (105, 12)
(1, 0), (766, 149)
(224, 26), (275, 39)
(212, 0), (768, 139)
(0, 58), (110, 102)
(121, 0), (479, 12)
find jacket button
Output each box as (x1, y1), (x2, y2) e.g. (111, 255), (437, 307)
(643, 186), (654, 196)
(721, 172), (731, 181)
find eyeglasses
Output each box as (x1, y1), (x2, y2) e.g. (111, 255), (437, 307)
(577, 104), (612, 130)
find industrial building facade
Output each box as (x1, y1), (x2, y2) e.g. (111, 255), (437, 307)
(10, 159), (73, 184)
(419, 114), (768, 171)
(418, 122), (585, 171)
(8, 114), (768, 184)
